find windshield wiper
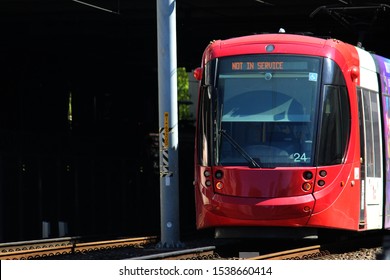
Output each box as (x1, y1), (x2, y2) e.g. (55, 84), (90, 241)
(219, 129), (261, 168)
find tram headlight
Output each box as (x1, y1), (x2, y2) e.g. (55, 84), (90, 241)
(319, 170), (327, 177)
(317, 180), (325, 187)
(215, 170), (223, 179)
(302, 182), (312, 191)
(303, 171), (313, 180)
(204, 169), (212, 187)
(215, 181), (224, 190)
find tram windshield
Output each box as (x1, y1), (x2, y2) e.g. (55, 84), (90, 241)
(216, 55), (321, 167)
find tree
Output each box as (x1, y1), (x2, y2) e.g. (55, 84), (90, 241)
(177, 67), (190, 120)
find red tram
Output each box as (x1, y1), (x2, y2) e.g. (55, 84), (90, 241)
(193, 33), (390, 238)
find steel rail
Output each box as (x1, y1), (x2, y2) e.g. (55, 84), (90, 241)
(73, 236), (157, 253)
(0, 236), (157, 260)
(248, 245), (326, 260)
(128, 246), (216, 260)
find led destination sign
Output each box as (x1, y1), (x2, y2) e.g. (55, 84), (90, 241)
(232, 61), (284, 70)
(230, 60), (309, 71)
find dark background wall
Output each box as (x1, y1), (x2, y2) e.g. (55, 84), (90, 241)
(0, 0), (388, 242)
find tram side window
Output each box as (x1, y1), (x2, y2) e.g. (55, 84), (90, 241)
(361, 88), (381, 178)
(318, 85), (350, 165)
(197, 86), (213, 166)
(385, 96), (390, 169)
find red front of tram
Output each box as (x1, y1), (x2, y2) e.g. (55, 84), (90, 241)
(193, 34), (364, 238)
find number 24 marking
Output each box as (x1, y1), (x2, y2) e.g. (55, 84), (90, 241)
(293, 152), (309, 162)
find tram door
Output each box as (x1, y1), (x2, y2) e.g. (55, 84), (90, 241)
(357, 87), (384, 230)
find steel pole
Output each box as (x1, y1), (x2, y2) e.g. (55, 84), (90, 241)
(156, 0), (181, 248)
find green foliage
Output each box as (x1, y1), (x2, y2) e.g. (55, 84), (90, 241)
(177, 67), (191, 120)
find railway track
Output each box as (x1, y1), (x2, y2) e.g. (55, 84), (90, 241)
(128, 246), (217, 260)
(130, 244), (327, 260)
(1, 231), (385, 260)
(249, 245), (329, 260)
(246, 233), (384, 260)
(0, 236), (157, 260)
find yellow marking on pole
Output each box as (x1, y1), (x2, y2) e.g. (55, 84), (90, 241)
(164, 112), (169, 148)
